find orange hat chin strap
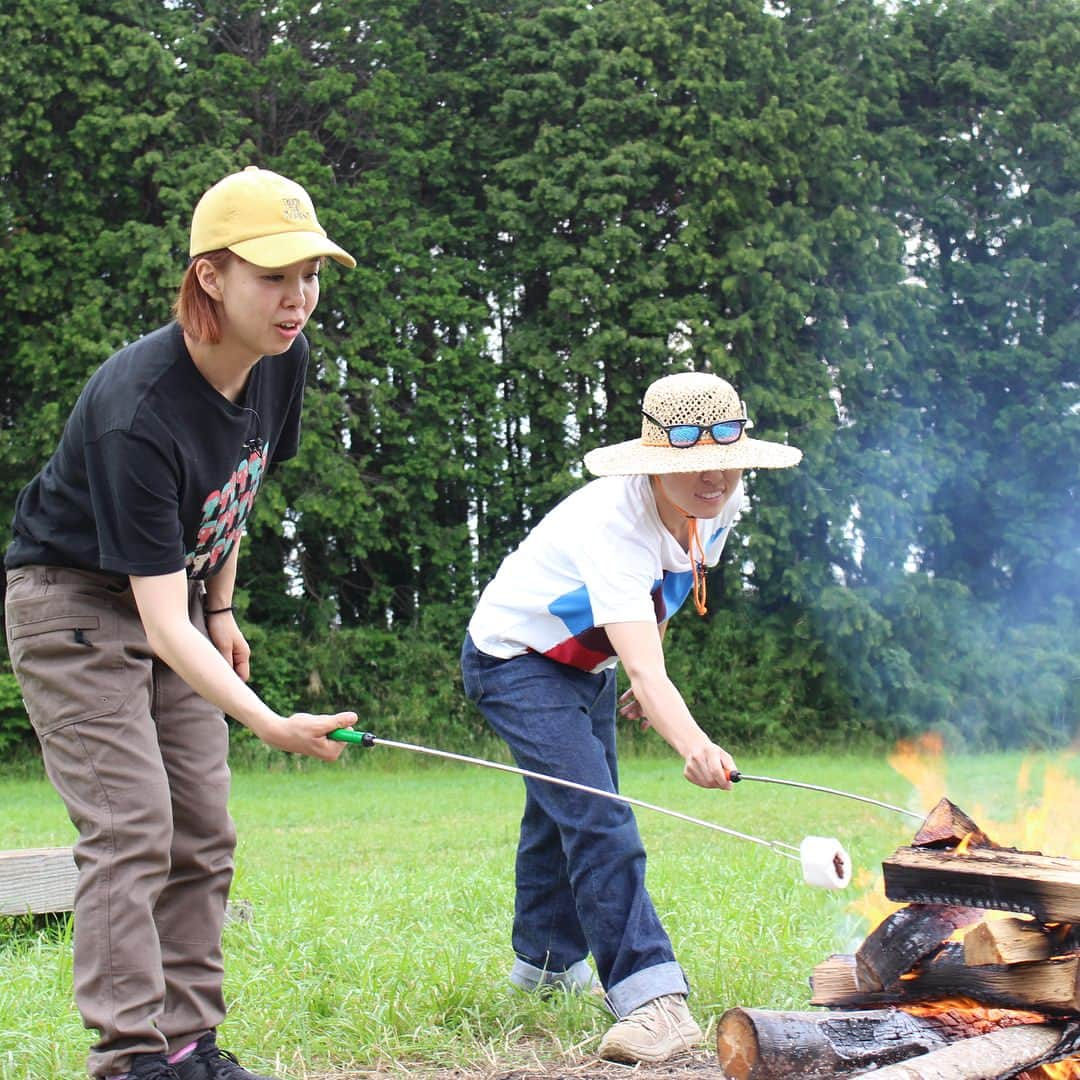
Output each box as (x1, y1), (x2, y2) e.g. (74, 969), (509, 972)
(654, 479), (708, 617)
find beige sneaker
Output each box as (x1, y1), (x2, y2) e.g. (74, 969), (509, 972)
(597, 993), (704, 1063)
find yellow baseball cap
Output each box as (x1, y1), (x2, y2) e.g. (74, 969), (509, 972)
(189, 166), (356, 268)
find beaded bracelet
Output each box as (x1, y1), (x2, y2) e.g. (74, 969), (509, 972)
(205, 605), (235, 616)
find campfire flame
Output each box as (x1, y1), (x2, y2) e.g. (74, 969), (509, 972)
(887, 731), (949, 812)
(853, 738), (1080, 1079)
(1037, 1064), (1080, 1080)
(903, 996), (1046, 1032)
(857, 741), (1080, 931)
(886, 736), (1080, 859)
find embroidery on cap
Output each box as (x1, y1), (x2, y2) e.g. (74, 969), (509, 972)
(281, 197), (310, 222)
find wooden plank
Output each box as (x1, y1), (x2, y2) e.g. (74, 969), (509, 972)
(0, 847), (77, 915)
(883, 846), (1080, 924)
(0, 848), (253, 922)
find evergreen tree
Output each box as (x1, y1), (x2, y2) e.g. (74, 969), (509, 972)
(812, 0), (1080, 745)
(0, 0), (193, 513)
(2, 0), (1076, 750)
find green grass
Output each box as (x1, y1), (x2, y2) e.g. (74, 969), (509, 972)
(1, 746), (1076, 1079)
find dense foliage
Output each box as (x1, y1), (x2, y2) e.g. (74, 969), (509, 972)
(2, 0), (1077, 754)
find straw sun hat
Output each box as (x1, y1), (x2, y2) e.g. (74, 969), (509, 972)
(583, 371), (802, 476)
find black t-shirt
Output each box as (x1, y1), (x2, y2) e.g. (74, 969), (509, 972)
(5, 322), (307, 581)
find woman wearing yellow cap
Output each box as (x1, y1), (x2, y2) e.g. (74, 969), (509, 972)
(462, 371), (802, 1065)
(3, 168), (356, 1080)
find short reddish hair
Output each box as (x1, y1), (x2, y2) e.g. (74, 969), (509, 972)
(173, 250), (233, 344)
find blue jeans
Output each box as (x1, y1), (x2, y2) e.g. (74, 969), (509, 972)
(460, 633), (688, 1017)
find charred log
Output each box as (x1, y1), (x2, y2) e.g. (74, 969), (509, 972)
(904, 953), (1080, 1015)
(858, 1022), (1067, 1079)
(813, 946), (1080, 1014)
(856, 903), (984, 991)
(883, 846), (1080, 924)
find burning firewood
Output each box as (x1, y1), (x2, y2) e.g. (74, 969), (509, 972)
(855, 902), (985, 991)
(722, 797), (1080, 1079)
(912, 797), (998, 851)
(898, 951), (1080, 1015)
(856, 1022), (1068, 1079)
(814, 943), (1080, 1015)
(882, 846), (1080, 924)
(963, 917), (1058, 966)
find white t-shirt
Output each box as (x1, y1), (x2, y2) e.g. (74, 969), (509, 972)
(468, 474), (743, 673)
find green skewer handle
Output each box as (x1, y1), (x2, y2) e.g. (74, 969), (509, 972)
(328, 728), (376, 747)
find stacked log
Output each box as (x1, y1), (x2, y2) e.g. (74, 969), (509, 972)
(716, 799), (1080, 1079)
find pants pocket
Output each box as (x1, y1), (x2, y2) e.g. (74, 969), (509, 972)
(6, 595), (128, 735)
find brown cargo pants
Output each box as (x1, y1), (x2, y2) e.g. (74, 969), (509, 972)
(4, 565), (236, 1078)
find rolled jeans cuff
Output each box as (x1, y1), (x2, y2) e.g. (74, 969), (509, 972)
(605, 961), (689, 1018)
(509, 956), (596, 993)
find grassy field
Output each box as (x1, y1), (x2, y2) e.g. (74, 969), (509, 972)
(1, 744), (1075, 1079)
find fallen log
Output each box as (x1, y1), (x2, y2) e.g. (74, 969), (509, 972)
(714, 1007), (953, 1080)
(851, 1021), (1065, 1079)
(883, 846), (1080, 924)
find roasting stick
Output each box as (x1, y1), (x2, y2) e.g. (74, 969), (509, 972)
(328, 728), (802, 859)
(729, 770), (924, 822)
(328, 730), (856, 892)
(329, 730), (855, 889)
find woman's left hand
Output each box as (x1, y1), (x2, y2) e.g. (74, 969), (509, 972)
(206, 611), (251, 682)
(618, 687), (651, 730)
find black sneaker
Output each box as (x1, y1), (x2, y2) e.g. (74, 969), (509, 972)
(172, 1032), (279, 1080)
(126, 1054), (181, 1079)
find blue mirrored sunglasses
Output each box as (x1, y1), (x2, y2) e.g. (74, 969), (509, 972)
(642, 409), (748, 448)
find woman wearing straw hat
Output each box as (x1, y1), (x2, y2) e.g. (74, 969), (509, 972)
(461, 371), (801, 1064)
(4, 168), (358, 1080)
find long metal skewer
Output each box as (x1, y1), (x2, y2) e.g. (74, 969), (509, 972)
(329, 729), (802, 861)
(729, 770), (923, 821)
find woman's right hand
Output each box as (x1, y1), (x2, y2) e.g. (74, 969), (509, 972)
(257, 710), (357, 761)
(683, 738), (736, 790)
